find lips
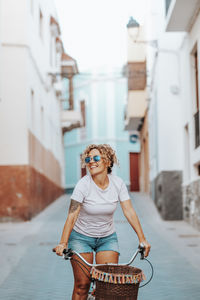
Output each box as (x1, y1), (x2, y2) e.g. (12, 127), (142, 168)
(90, 165), (98, 169)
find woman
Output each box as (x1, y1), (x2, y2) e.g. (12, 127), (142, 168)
(54, 144), (151, 300)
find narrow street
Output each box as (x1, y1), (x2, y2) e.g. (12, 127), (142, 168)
(1, 1), (200, 299)
(0, 193), (200, 300)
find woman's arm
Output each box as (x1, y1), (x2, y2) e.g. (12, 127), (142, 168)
(120, 199), (151, 257)
(54, 199), (81, 256)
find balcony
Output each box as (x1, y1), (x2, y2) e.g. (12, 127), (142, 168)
(124, 90), (147, 131)
(124, 62), (146, 91)
(166, 0), (200, 32)
(50, 16), (61, 37)
(61, 53), (78, 78)
(61, 110), (82, 134)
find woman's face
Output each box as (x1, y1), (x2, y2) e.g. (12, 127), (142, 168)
(86, 148), (109, 176)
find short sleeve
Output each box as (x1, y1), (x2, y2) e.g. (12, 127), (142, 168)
(70, 176), (89, 203)
(118, 181), (130, 202)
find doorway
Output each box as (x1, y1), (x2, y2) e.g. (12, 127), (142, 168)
(129, 152), (140, 191)
(80, 154), (87, 177)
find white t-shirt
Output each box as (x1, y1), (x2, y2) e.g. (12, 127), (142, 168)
(70, 174), (130, 237)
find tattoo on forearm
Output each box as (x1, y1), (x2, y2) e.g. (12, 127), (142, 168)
(69, 199), (80, 213)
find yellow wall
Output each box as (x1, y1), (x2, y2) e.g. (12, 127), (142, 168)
(127, 90), (147, 118)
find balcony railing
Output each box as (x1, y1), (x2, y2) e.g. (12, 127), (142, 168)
(194, 111), (200, 148)
(124, 62), (146, 91)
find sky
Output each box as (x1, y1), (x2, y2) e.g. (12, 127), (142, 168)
(55, 0), (147, 72)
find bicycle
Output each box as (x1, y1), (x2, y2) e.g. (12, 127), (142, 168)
(56, 244), (153, 300)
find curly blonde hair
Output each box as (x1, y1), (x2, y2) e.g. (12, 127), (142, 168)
(81, 144), (119, 174)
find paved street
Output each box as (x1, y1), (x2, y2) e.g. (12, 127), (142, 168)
(0, 193), (200, 300)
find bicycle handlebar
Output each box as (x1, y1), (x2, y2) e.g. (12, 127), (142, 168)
(61, 243), (146, 268)
(53, 244), (154, 288)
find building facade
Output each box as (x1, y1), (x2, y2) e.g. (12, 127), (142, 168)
(139, 110), (150, 193)
(146, 0), (184, 220)
(124, 17), (149, 193)
(63, 68), (140, 191)
(0, 0), (81, 220)
(166, 0), (200, 229)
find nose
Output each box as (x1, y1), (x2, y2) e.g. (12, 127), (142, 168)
(90, 157), (96, 163)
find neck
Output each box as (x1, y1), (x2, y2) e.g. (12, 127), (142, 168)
(92, 171), (109, 188)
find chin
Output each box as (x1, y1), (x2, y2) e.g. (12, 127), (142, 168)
(89, 168), (101, 175)
(89, 169), (98, 175)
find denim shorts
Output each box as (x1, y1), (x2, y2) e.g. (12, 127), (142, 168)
(68, 229), (120, 254)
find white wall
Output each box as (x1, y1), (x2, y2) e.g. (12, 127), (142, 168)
(27, 0), (61, 83)
(0, 0), (2, 140)
(127, 26), (146, 62)
(148, 88), (158, 181)
(156, 48), (183, 172)
(1, 0), (27, 44)
(27, 0), (63, 161)
(0, 0), (65, 182)
(179, 10), (200, 184)
(0, 0), (28, 164)
(0, 45), (28, 164)
(147, 0), (184, 181)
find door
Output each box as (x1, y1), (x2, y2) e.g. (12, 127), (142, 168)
(80, 154), (87, 177)
(129, 152), (140, 191)
(81, 166), (87, 177)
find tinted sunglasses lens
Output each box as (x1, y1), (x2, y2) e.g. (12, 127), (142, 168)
(85, 155), (101, 163)
(93, 155), (101, 162)
(85, 157), (91, 164)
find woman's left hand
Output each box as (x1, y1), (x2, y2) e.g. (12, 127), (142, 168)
(140, 240), (151, 257)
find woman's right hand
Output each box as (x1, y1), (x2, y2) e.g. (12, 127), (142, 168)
(53, 243), (67, 256)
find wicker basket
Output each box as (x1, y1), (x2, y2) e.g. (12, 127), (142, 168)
(91, 265), (144, 300)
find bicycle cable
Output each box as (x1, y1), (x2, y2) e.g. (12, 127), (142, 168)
(139, 258), (154, 288)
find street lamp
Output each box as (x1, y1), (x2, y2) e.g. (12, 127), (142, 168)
(127, 17), (158, 48)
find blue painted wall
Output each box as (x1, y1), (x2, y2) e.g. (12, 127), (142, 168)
(64, 68), (140, 189)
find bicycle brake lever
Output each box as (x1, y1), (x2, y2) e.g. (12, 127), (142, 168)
(138, 243), (145, 260)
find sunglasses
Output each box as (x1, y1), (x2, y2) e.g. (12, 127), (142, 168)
(85, 155), (101, 164)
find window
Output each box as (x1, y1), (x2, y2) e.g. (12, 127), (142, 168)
(193, 48), (200, 148)
(194, 163), (200, 177)
(197, 164), (200, 176)
(80, 100), (86, 127)
(194, 50), (199, 111)
(79, 100), (87, 141)
(184, 124), (191, 181)
(194, 110), (200, 148)
(39, 9), (43, 39)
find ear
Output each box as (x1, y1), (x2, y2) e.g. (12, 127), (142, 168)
(105, 160), (110, 167)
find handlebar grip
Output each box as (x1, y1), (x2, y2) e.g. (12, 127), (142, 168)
(63, 248), (73, 259)
(63, 248), (67, 255)
(138, 243), (145, 260)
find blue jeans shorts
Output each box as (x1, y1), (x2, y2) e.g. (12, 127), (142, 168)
(68, 229), (120, 254)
